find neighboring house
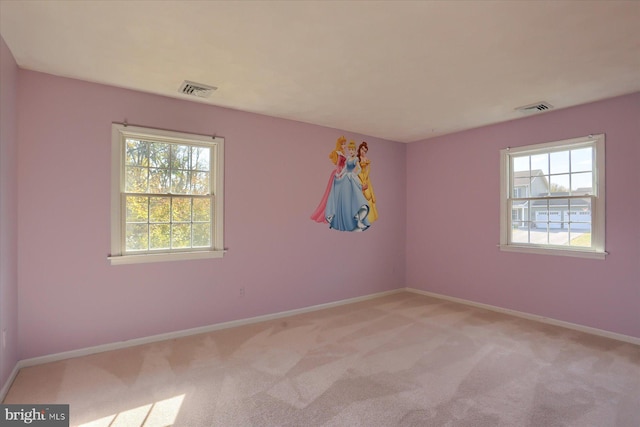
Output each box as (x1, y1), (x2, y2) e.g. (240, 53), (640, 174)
(511, 170), (547, 227)
(511, 170), (592, 230)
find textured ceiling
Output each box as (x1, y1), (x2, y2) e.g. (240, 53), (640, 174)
(1, 0), (639, 142)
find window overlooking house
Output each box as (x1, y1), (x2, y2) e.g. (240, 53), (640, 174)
(109, 124), (225, 264)
(499, 134), (606, 259)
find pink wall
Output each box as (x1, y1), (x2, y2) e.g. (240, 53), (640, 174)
(407, 93), (640, 338)
(16, 70), (407, 359)
(0, 36), (20, 388)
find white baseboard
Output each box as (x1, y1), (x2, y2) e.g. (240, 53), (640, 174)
(0, 363), (21, 403)
(406, 287), (640, 346)
(16, 289), (403, 370)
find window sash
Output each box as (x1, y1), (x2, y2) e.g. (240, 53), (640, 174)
(121, 193), (214, 254)
(507, 196), (594, 248)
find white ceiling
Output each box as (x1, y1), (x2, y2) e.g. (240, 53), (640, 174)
(1, 1), (639, 143)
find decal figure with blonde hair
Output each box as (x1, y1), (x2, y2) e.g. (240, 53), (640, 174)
(357, 141), (378, 222)
(310, 136), (347, 223)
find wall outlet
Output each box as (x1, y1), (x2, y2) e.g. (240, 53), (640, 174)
(239, 287), (245, 297)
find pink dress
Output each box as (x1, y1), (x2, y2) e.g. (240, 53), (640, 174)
(310, 154), (346, 223)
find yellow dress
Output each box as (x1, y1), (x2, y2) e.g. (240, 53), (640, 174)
(358, 158), (378, 222)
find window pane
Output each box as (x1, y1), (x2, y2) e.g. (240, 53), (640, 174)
(193, 224), (211, 247)
(172, 224), (191, 248)
(149, 224), (170, 249)
(126, 224), (148, 251)
(125, 139), (149, 166)
(172, 198), (192, 222)
(571, 147), (592, 172)
(149, 197), (170, 222)
(191, 147), (210, 171)
(512, 174), (529, 194)
(512, 187), (522, 198)
(511, 206), (524, 226)
(171, 170), (189, 194)
(550, 199), (567, 218)
(529, 222), (548, 245)
(171, 145), (190, 170)
(126, 196), (148, 222)
(126, 166), (148, 193)
(566, 199), (592, 244)
(552, 229), (570, 246)
(530, 153), (548, 175)
(550, 151), (569, 174)
(191, 171), (210, 195)
(193, 198), (211, 222)
(513, 156), (529, 173)
(530, 175), (548, 197)
(511, 223), (530, 244)
(570, 223), (591, 247)
(149, 168), (170, 194)
(550, 174), (570, 194)
(149, 143), (170, 168)
(572, 198), (591, 222)
(571, 172), (592, 194)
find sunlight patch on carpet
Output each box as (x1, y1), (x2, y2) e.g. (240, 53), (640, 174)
(78, 394), (185, 427)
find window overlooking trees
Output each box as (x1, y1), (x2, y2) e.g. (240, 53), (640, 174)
(499, 134), (606, 259)
(110, 124), (224, 264)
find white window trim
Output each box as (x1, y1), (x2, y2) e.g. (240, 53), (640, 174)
(108, 124), (225, 265)
(499, 134), (606, 260)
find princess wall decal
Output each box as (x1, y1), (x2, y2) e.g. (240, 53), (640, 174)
(311, 137), (378, 232)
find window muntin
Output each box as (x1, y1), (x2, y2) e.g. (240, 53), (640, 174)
(499, 134), (605, 259)
(110, 124), (224, 264)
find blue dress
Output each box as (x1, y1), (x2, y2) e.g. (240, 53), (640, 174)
(325, 157), (370, 231)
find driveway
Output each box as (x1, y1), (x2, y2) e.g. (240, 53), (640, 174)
(512, 228), (587, 246)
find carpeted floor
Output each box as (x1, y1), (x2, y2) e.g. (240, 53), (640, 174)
(4, 292), (640, 426)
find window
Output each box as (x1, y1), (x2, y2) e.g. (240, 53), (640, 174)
(499, 134), (606, 259)
(109, 124), (224, 264)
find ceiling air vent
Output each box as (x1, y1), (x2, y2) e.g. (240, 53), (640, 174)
(515, 101), (554, 114)
(179, 80), (217, 98)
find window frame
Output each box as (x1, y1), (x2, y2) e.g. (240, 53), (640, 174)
(109, 124), (225, 265)
(499, 134), (606, 260)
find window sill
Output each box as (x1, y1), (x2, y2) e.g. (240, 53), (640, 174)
(499, 244), (607, 260)
(108, 250), (226, 265)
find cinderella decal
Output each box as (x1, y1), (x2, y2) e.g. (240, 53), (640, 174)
(311, 137), (378, 232)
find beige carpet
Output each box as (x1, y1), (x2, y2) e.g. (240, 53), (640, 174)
(4, 292), (640, 426)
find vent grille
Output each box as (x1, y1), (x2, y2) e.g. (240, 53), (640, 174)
(515, 101), (554, 114)
(179, 80), (217, 98)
